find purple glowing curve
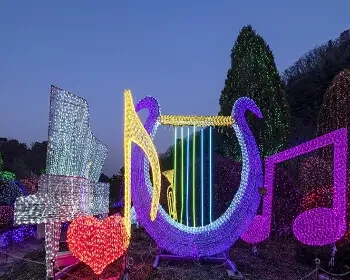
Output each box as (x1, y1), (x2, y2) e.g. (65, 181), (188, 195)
(131, 96), (263, 257)
(241, 128), (347, 246)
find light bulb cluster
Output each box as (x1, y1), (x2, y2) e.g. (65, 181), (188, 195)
(242, 128), (348, 246)
(0, 205), (14, 225)
(1, 171), (16, 181)
(46, 86), (108, 181)
(19, 179), (39, 195)
(218, 25), (289, 160)
(300, 185), (333, 211)
(301, 185), (350, 243)
(317, 70), (350, 140)
(14, 174), (109, 224)
(130, 93), (263, 258)
(0, 225), (36, 246)
(211, 155), (242, 222)
(124, 90), (162, 237)
(13, 85), (110, 278)
(0, 179), (25, 205)
(130, 206), (138, 226)
(159, 115), (234, 127)
(67, 215), (129, 275)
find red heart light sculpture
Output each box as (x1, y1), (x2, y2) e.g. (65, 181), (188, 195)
(67, 215), (129, 275)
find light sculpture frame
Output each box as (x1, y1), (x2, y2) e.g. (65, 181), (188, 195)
(14, 86), (110, 279)
(124, 90), (263, 272)
(163, 169), (178, 221)
(241, 128), (348, 246)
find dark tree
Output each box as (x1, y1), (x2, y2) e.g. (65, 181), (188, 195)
(0, 139), (30, 178)
(25, 141), (47, 175)
(283, 29), (350, 144)
(218, 25), (290, 160)
(109, 168), (125, 207)
(99, 173), (110, 183)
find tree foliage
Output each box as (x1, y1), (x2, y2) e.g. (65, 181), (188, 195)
(218, 25), (290, 160)
(317, 69), (350, 136)
(0, 138), (47, 179)
(283, 29), (350, 143)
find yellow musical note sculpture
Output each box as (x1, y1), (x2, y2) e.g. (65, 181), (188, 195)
(124, 89), (162, 236)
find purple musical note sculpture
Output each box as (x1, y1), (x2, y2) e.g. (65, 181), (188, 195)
(241, 128), (347, 246)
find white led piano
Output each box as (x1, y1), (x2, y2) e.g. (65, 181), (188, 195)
(14, 86), (110, 279)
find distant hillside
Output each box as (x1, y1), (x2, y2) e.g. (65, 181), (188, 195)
(283, 29), (350, 145)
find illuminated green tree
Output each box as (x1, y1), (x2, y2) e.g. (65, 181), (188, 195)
(218, 25), (290, 160)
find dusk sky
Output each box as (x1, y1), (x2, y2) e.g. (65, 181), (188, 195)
(0, 1), (349, 176)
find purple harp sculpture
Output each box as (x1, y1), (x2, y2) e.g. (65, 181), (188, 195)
(130, 94), (263, 258)
(241, 128), (347, 246)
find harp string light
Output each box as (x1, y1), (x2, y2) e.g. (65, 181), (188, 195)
(174, 128), (178, 215)
(186, 127), (190, 226)
(200, 129), (204, 227)
(180, 127), (184, 224)
(129, 91), (263, 258)
(209, 126), (213, 223)
(159, 115), (234, 127)
(192, 125), (196, 227)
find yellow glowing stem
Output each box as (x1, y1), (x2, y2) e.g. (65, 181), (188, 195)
(124, 89), (161, 236)
(159, 115), (234, 127)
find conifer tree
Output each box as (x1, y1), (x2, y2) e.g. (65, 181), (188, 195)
(218, 25), (290, 160)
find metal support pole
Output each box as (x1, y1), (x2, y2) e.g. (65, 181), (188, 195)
(315, 258), (320, 280)
(252, 244), (259, 256)
(5, 243), (8, 263)
(51, 259), (56, 280)
(329, 243), (336, 280)
(122, 251), (130, 280)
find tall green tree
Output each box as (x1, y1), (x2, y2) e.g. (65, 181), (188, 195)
(218, 25), (290, 160)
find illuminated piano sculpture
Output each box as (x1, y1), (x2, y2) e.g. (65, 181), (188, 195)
(14, 85), (109, 279)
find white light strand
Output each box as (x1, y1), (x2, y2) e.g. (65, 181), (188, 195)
(14, 86), (110, 278)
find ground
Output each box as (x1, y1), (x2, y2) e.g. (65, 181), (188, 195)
(0, 226), (321, 280)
